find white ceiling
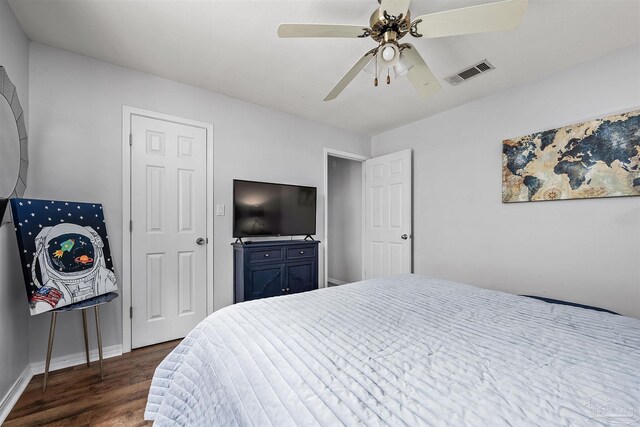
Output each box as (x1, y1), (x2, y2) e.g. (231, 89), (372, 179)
(8, 0), (640, 135)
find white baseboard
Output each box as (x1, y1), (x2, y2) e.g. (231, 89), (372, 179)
(30, 344), (123, 375)
(0, 365), (33, 424)
(328, 278), (348, 286)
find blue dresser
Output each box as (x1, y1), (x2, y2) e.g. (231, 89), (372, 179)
(233, 240), (320, 303)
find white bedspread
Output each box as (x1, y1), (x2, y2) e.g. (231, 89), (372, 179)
(145, 274), (640, 426)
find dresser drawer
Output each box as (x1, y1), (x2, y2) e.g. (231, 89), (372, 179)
(286, 245), (316, 260)
(248, 248), (283, 263)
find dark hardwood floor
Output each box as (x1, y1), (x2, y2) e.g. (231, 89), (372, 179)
(5, 340), (180, 426)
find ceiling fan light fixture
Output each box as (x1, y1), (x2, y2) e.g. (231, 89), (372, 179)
(377, 43), (399, 68)
(382, 46), (395, 61)
(363, 57), (380, 76)
(393, 53), (414, 78)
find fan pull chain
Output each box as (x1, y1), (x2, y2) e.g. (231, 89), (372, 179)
(387, 69), (390, 85)
(374, 53), (379, 87)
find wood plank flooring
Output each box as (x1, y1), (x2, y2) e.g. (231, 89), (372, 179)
(5, 340), (180, 426)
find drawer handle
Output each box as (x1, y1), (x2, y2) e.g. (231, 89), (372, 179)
(299, 251), (304, 254)
(264, 253), (270, 257)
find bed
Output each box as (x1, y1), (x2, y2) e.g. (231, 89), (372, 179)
(145, 274), (640, 426)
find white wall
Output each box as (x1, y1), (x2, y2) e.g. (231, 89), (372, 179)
(372, 45), (640, 318)
(26, 42), (370, 362)
(328, 156), (362, 284)
(0, 0), (30, 416)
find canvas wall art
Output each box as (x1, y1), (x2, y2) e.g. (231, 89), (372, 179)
(10, 198), (118, 315)
(502, 109), (640, 203)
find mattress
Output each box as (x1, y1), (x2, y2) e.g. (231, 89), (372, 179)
(145, 274), (640, 426)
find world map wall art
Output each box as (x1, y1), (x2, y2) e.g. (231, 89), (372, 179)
(502, 109), (640, 203)
(10, 198), (118, 315)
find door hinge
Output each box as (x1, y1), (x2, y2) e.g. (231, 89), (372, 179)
(129, 306), (133, 319)
(129, 220), (133, 232)
(129, 133), (132, 146)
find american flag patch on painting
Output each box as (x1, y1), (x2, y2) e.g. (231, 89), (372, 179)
(31, 287), (63, 307)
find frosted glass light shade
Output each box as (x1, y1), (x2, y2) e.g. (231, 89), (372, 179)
(393, 54), (414, 78)
(363, 57), (379, 76)
(377, 43), (399, 68)
(382, 46), (395, 61)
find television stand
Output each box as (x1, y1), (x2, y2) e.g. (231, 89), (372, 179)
(233, 239), (320, 303)
(304, 235), (315, 241)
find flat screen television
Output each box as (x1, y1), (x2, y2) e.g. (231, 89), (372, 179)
(233, 180), (317, 238)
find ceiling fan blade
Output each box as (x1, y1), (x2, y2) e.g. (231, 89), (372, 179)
(380, 0), (411, 18)
(401, 45), (441, 98)
(412, 0), (528, 39)
(324, 49), (377, 101)
(278, 24), (369, 38)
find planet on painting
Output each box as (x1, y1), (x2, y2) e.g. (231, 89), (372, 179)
(502, 110), (640, 202)
(10, 198), (118, 315)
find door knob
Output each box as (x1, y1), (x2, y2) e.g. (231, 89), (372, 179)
(196, 237), (207, 245)
(401, 234), (409, 240)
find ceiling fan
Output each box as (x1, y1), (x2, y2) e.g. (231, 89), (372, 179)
(278, 0), (528, 101)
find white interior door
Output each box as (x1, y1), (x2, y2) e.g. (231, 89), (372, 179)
(131, 115), (208, 348)
(364, 149), (412, 279)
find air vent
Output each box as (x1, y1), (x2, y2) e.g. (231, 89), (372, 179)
(444, 60), (495, 86)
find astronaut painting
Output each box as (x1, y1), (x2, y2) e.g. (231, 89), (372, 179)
(10, 198), (118, 315)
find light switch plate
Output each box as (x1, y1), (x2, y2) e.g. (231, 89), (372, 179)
(216, 203), (225, 216)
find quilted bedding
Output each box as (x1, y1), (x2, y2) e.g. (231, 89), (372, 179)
(145, 274), (640, 426)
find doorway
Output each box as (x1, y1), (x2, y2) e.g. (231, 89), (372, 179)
(122, 107), (214, 352)
(323, 149), (367, 287)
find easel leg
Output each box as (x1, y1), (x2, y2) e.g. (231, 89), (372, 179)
(94, 306), (104, 380)
(82, 309), (90, 367)
(43, 312), (57, 392)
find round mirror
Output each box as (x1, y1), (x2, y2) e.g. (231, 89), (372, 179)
(0, 66), (28, 222)
(0, 96), (20, 194)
